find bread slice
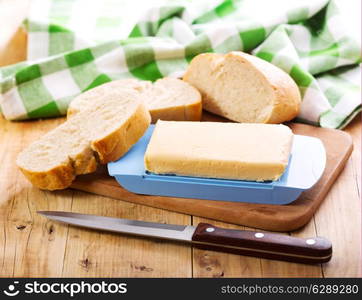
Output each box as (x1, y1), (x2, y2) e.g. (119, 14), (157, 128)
(67, 79), (152, 117)
(17, 90), (151, 190)
(142, 78), (202, 123)
(183, 51), (301, 124)
(67, 78), (202, 123)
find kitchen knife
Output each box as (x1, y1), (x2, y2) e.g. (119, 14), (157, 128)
(37, 211), (332, 264)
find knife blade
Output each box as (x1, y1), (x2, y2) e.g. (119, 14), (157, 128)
(38, 211), (332, 264)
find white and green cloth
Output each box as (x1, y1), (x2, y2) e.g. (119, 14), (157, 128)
(0, 0), (360, 128)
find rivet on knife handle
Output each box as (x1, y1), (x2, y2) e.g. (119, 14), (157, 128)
(191, 223), (332, 264)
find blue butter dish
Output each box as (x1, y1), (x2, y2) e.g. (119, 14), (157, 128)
(108, 125), (326, 205)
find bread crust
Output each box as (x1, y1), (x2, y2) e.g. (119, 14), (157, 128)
(68, 78), (202, 123)
(183, 52), (301, 124)
(17, 103), (151, 191)
(18, 163), (75, 191)
(185, 100), (202, 121)
(183, 53), (233, 119)
(229, 52), (301, 123)
(67, 79), (151, 118)
(92, 103), (151, 163)
(148, 98), (202, 122)
(147, 78), (202, 122)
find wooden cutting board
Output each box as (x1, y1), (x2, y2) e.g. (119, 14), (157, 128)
(71, 116), (353, 232)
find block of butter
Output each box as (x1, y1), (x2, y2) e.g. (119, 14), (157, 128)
(144, 121), (294, 182)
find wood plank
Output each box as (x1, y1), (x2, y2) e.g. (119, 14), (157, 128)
(61, 192), (192, 277)
(0, 115), (193, 277)
(0, 0), (360, 279)
(317, 115), (361, 277)
(0, 117), (71, 277)
(72, 121), (353, 232)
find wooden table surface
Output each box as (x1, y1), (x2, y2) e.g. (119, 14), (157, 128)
(0, 0), (361, 278)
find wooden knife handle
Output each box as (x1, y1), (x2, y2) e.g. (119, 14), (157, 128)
(191, 223), (332, 264)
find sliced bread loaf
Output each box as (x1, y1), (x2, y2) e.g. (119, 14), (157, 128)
(67, 78), (202, 122)
(183, 51), (301, 124)
(17, 90), (151, 190)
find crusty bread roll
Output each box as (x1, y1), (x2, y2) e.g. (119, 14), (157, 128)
(67, 78), (202, 123)
(17, 90), (151, 190)
(183, 51), (301, 124)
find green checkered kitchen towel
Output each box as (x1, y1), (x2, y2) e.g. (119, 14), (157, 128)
(0, 0), (360, 128)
